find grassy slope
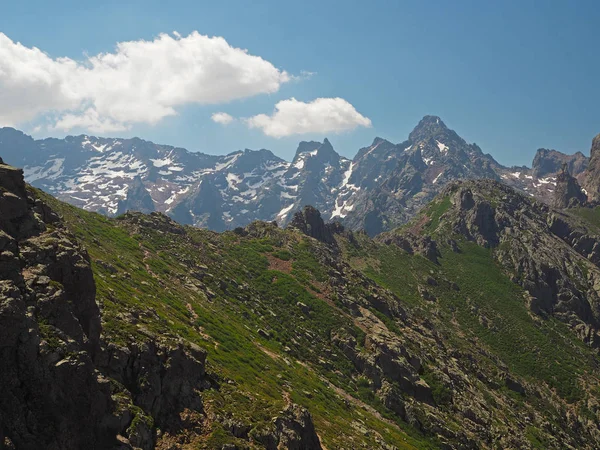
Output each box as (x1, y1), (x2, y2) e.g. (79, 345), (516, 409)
(569, 206), (600, 231)
(41, 186), (600, 449)
(41, 191), (429, 449)
(345, 196), (600, 446)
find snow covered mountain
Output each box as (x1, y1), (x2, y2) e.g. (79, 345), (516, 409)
(0, 116), (590, 234)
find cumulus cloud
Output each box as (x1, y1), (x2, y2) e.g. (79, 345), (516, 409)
(0, 31), (290, 132)
(245, 97), (372, 138)
(211, 112), (234, 125)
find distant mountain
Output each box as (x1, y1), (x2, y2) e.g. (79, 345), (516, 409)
(6, 155), (600, 448)
(583, 133), (600, 202)
(0, 117), (593, 234)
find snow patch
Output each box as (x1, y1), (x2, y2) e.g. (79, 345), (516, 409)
(226, 173), (243, 190)
(436, 140), (449, 154)
(23, 158), (65, 182)
(150, 157), (174, 168)
(277, 203), (295, 219)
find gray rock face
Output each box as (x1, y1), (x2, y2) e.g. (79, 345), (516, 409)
(275, 404), (323, 450)
(584, 134), (600, 202)
(251, 404), (322, 450)
(552, 164), (587, 208)
(0, 159), (111, 449)
(288, 205), (337, 245)
(377, 232), (440, 263)
(532, 148), (588, 179)
(98, 341), (207, 431)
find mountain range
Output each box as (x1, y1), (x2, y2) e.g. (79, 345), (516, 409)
(4, 151), (600, 448)
(1, 115), (595, 235)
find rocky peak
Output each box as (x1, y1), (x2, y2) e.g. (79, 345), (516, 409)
(288, 205), (336, 245)
(294, 140), (324, 157)
(532, 148), (588, 179)
(229, 148), (284, 173)
(371, 136), (388, 146)
(592, 133), (600, 157)
(292, 139), (340, 167)
(408, 115), (450, 143)
(584, 133), (600, 202)
(552, 163), (587, 208)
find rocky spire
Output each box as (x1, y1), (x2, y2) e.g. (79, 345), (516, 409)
(552, 163), (587, 208)
(408, 115), (449, 143)
(583, 133), (600, 202)
(288, 205), (336, 245)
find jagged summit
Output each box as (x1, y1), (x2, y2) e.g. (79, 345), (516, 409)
(532, 148), (589, 179)
(371, 136), (391, 146)
(292, 138), (338, 161)
(408, 115), (449, 142)
(1, 120), (597, 235)
(584, 133), (600, 202)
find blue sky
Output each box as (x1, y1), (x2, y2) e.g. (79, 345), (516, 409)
(1, 0), (599, 166)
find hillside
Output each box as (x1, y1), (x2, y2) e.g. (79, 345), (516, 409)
(3, 154), (600, 448)
(1, 117), (593, 235)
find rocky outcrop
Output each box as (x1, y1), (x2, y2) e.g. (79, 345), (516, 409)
(0, 159), (115, 449)
(552, 163), (587, 208)
(288, 206), (337, 245)
(99, 341), (207, 432)
(250, 403), (322, 450)
(584, 133), (600, 202)
(377, 232), (440, 263)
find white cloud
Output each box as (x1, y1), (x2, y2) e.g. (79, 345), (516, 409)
(211, 112), (234, 125)
(53, 108), (131, 133)
(0, 31), (290, 133)
(245, 97), (372, 138)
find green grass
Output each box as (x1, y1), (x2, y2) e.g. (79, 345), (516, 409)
(38, 192), (428, 449)
(357, 230), (599, 414)
(568, 206), (600, 231)
(439, 241), (592, 402)
(37, 185), (600, 448)
(423, 196), (452, 232)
